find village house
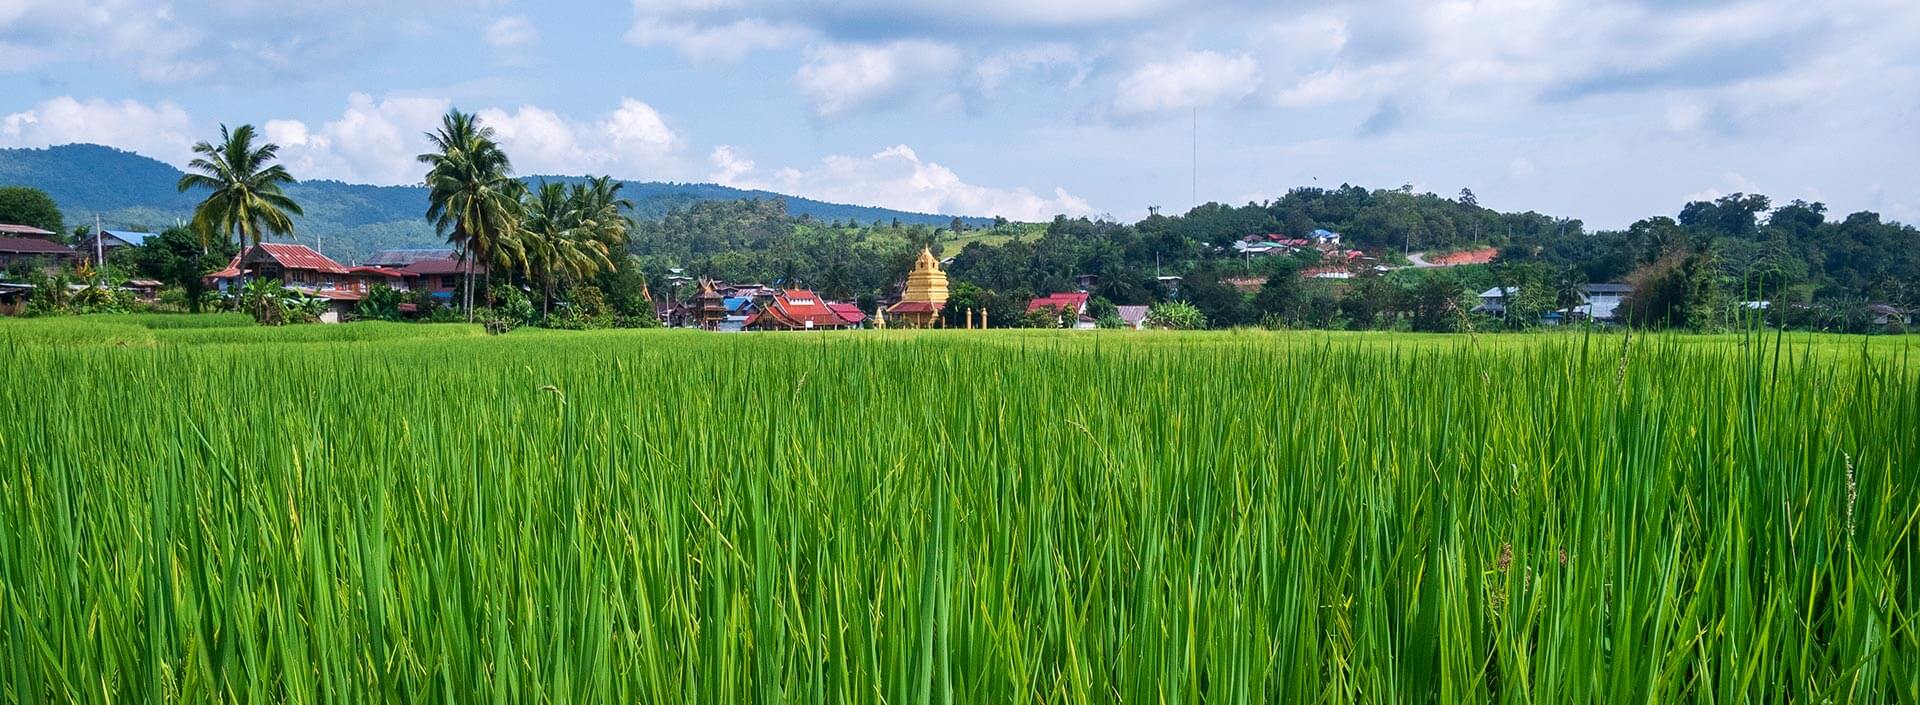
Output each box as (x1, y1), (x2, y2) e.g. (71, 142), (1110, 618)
(1116, 305), (1150, 330)
(1028, 292), (1096, 329)
(346, 266), (410, 293)
(122, 279), (165, 301)
(76, 229), (155, 265)
(0, 224), (79, 275)
(207, 243), (368, 322)
(362, 249), (481, 304)
(1577, 283), (1632, 322)
(1474, 285), (1563, 325)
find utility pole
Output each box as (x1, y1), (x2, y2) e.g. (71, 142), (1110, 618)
(1191, 107), (1199, 211)
(94, 214), (103, 279)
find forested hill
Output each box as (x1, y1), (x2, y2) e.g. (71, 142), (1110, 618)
(0, 144), (990, 263)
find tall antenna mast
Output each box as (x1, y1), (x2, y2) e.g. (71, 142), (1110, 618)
(1191, 107), (1198, 210)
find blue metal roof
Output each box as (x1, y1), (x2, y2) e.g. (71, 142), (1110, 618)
(723, 297), (753, 312)
(102, 230), (155, 245)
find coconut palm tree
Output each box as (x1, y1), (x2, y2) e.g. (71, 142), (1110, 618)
(521, 181), (614, 318)
(418, 110), (523, 321)
(176, 124), (304, 289)
(569, 175), (635, 252)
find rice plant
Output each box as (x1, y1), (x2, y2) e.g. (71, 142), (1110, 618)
(0, 319), (1914, 703)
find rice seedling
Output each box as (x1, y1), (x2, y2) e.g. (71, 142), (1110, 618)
(0, 318), (1913, 703)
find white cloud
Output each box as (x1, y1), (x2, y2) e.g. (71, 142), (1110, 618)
(0, 0), (484, 85)
(258, 95), (685, 185)
(795, 41), (961, 118)
(477, 98), (683, 178)
(626, 17), (808, 62)
(485, 16), (539, 50)
(0, 97), (198, 163)
(710, 143), (1094, 220)
(267, 93), (453, 185)
(1113, 51), (1261, 116)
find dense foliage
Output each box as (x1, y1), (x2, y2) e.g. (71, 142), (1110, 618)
(631, 188), (1917, 333)
(0, 186), (65, 236)
(1, 320), (1914, 701)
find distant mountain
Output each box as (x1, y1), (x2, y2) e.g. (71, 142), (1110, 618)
(0, 144), (992, 264)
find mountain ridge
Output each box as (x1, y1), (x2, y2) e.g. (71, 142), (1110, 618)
(0, 144), (993, 263)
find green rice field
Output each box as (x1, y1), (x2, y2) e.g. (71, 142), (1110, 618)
(2, 316), (1916, 702)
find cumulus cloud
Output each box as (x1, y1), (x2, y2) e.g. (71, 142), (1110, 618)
(795, 41), (961, 118)
(476, 99), (683, 178)
(1113, 51), (1261, 116)
(266, 93), (452, 185)
(709, 144), (1094, 220)
(263, 95), (684, 185)
(0, 97), (198, 163)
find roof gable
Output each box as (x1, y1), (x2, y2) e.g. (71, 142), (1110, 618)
(250, 243), (348, 275)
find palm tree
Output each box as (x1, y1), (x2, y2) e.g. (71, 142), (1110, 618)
(418, 110), (523, 321)
(568, 175), (635, 253)
(521, 181), (614, 318)
(176, 124), (304, 292)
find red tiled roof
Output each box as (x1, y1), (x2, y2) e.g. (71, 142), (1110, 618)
(348, 266), (407, 278)
(887, 300), (942, 314)
(826, 302), (867, 324)
(308, 290), (363, 301)
(0, 224), (57, 237)
(1027, 292), (1090, 313)
(255, 243), (349, 275)
(749, 289), (850, 329)
(0, 237), (78, 255)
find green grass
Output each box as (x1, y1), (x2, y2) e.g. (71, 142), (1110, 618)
(1, 321), (1915, 702)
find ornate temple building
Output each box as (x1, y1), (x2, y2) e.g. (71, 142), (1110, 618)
(886, 247), (950, 328)
(689, 278), (728, 330)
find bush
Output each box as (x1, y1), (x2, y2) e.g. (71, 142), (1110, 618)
(1146, 302), (1208, 330)
(356, 285), (408, 322)
(489, 285), (538, 328)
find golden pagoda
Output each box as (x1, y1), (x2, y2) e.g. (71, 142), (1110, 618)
(886, 247), (949, 328)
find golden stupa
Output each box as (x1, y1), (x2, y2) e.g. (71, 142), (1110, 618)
(886, 247), (949, 328)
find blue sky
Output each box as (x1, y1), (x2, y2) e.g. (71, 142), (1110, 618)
(2, 0), (1917, 228)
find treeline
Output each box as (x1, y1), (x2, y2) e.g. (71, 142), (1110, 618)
(637, 187), (1918, 333)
